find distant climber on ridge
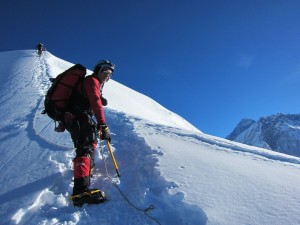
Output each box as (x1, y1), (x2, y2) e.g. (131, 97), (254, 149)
(36, 43), (45, 56)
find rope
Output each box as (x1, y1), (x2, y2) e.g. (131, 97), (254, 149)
(99, 142), (162, 225)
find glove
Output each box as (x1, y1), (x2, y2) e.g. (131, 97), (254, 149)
(98, 124), (111, 141)
(100, 95), (108, 106)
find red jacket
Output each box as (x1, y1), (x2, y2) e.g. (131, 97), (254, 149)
(75, 75), (106, 125)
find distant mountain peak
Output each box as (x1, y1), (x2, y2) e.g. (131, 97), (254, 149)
(227, 113), (300, 157)
(226, 118), (255, 140)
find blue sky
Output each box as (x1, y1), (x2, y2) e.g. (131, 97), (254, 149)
(1, 0), (300, 137)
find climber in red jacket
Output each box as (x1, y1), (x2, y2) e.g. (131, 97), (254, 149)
(65, 60), (115, 206)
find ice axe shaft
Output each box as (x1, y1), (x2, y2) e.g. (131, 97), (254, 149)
(106, 140), (121, 177)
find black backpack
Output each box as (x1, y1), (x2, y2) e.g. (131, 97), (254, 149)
(42, 64), (86, 121)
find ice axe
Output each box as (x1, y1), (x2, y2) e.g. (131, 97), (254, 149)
(106, 140), (121, 177)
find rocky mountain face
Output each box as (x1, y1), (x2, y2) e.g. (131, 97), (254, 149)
(227, 113), (300, 157)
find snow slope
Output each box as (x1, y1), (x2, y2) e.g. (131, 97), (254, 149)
(0, 50), (300, 225)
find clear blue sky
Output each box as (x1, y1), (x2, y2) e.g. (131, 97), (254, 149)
(1, 0), (300, 137)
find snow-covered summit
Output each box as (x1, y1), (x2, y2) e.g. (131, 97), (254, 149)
(226, 119), (255, 140)
(0, 50), (300, 225)
(227, 113), (300, 157)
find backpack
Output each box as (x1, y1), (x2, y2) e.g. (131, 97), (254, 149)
(42, 64), (87, 121)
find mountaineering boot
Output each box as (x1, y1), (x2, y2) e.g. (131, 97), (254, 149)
(72, 152), (100, 207)
(70, 189), (106, 207)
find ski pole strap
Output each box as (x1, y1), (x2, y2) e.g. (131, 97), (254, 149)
(106, 140), (121, 177)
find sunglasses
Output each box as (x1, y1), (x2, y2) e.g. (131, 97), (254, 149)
(100, 70), (113, 79)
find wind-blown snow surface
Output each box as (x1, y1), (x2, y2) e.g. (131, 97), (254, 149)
(0, 50), (300, 225)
